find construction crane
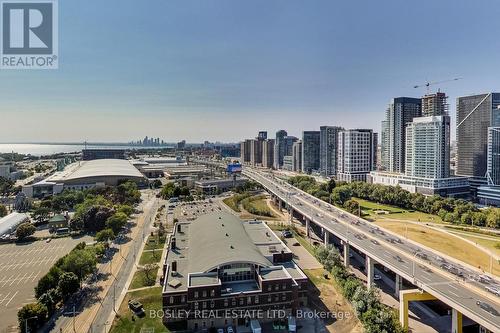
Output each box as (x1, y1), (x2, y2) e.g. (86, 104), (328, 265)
(413, 77), (462, 93)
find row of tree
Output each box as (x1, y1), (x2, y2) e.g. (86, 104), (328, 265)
(19, 242), (100, 332)
(288, 176), (500, 229)
(315, 245), (404, 333)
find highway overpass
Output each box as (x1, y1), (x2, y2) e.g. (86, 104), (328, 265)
(193, 159), (500, 332)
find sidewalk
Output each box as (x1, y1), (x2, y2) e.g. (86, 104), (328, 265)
(54, 191), (158, 333)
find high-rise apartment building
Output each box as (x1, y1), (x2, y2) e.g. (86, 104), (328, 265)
(478, 127), (500, 206)
(250, 139), (263, 166)
(240, 139), (252, 163)
(337, 129), (377, 182)
(292, 140), (302, 172)
(422, 91), (448, 116)
(319, 126), (343, 177)
(405, 116), (450, 179)
(380, 120), (389, 171)
(456, 93), (500, 178)
(382, 97), (422, 173)
(262, 139), (275, 169)
(301, 131), (320, 174)
(273, 130), (288, 169)
(487, 127), (500, 186)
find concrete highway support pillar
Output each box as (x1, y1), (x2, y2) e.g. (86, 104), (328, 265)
(324, 231), (330, 247)
(278, 199), (283, 211)
(399, 289), (437, 332)
(343, 241), (350, 267)
(451, 308), (463, 333)
(305, 218), (310, 237)
(366, 256), (374, 289)
(394, 274), (402, 299)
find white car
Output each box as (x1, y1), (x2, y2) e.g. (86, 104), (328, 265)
(227, 327), (234, 333)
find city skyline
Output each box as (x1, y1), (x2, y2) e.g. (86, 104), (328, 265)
(1, 0), (500, 142)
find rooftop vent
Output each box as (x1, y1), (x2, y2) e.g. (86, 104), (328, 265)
(226, 233), (229, 237)
(168, 279), (182, 289)
(230, 245), (234, 249)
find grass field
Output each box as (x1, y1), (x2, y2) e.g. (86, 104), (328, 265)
(143, 235), (166, 251)
(304, 269), (363, 333)
(110, 287), (168, 333)
(129, 269), (157, 290)
(447, 230), (500, 257)
(374, 220), (500, 276)
(241, 195), (276, 218)
(354, 198), (443, 223)
(139, 249), (163, 266)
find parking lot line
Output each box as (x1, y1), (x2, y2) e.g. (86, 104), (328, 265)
(4, 291), (18, 307)
(0, 292), (11, 305)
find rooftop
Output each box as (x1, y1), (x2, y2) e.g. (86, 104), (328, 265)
(46, 159), (145, 183)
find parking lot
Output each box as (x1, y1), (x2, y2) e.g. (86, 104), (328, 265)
(0, 236), (93, 332)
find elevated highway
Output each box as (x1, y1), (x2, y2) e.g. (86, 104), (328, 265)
(192, 159), (500, 332)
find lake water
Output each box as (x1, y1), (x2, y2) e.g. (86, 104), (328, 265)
(0, 143), (174, 156)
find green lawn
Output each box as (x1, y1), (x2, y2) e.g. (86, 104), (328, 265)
(144, 235), (166, 251)
(130, 269), (157, 290)
(110, 287), (169, 333)
(354, 198), (443, 223)
(139, 250), (162, 266)
(242, 195), (276, 217)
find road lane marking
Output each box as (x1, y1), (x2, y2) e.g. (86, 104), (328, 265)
(4, 291), (18, 306)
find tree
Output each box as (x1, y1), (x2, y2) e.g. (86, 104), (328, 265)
(0, 204), (7, 217)
(60, 249), (97, 281)
(38, 288), (61, 315)
(472, 212), (487, 227)
(95, 228), (115, 243)
(116, 204), (134, 217)
(57, 272), (80, 298)
(140, 263), (159, 286)
(35, 266), (62, 298)
(106, 212), (128, 234)
(32, 206), (51, 224)
(16, 222), (36, 240)
(344, 199), (360, 216)
(18, 302), (48, 333)
(331, 185), (352, 205)
(487, 209), (500, 229)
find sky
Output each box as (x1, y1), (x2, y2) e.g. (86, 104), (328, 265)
(1, 0), (500, 143)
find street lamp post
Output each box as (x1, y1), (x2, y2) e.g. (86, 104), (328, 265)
(24, 316), (37, 333)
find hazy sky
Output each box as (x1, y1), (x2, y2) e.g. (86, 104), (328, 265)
(1, 0), (499, 143)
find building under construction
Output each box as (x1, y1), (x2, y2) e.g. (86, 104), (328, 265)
(422, 91), (448, 116)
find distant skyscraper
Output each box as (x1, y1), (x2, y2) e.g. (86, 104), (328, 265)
(456, 93), (500, 178)
(273, 130), (288, 169)
(337, 129), (377, 182)
(250, 139), (263, 166)
(240, 139), (252, 163)
(262, 139), (275, 169)
(487, 127), (500, 186)
(301, 131), (320, 174)
(292, 140), (302, 172)
(319, 126), (343, 176)
(258, 131), (268, 140)
(405, 116), (450, 179)
(422, 91), (448, 116)
(380, 120), (389, 171)
(382, 97), (422, 173)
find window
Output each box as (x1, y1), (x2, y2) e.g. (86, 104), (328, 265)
(274, 284), (279, 291)
(282, 293), (286, 301)
(247, 296), (252, 304)
(232, 299), (236, 306)
(202, 290), (207, 297)
(267, 285), (272, 291)
(194, 302), (199, 310)
(274, 294), (279, 301)
(210, 301), (215, 308)
(169, 296), (174, 304)
(224, 299), (229, 307)
(267, 295), (271, 302)
(282, 284), (287, 290)
(239, 298), (244, 305)
(255, 295), (259, 304)
(194, 291), (199, 298)
(210, 289), (215, 297)
(181, 295), (186, 302)
(203, 301), (207, 309)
